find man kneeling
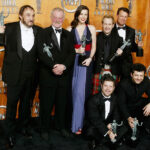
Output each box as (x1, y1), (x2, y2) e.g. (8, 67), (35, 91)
(83, 74), (121, 150)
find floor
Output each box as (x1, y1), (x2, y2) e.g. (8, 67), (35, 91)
(0, 118), (150, 150)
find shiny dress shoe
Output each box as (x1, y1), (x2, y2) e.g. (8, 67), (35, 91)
(41, 132), (49, 141)
(60, 129), (73, 138)
(7, 136), (15, 148)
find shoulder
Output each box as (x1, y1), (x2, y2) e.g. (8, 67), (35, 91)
(62, 28), (73, 37)
(5, 22), (19, 28)
(126, 25), (135, 32)
(97, 31), (103, 38)
(143, 76), (150, 85)
(66, 26), (72, 32)
(119, 78), (130, 88)
(33, 25), (42, 30)
(88, 24), (96, 32)
(88, 93), (102, 105)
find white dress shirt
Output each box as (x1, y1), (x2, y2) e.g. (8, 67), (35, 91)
(116, 24), (126, 41)
(102, 93), (111, 119)
(52, 26), (62, 47)
(20, 21), (34, 52)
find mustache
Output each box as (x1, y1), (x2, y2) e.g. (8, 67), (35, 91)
(29, 20), (34, 23)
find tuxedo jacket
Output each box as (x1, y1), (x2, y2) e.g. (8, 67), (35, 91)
(37, 26), (75, 87)
(117, 77), (150, 120)
(94, 31), (123, 75)
(0, 22), (41, 85)
(85, 92), (119, 136)
(112, 24), (139, 65)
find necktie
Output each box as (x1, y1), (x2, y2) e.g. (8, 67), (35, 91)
(117, 26), (126, 30)
(55, 29), (62, 33)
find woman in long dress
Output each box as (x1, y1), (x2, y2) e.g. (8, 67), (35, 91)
(67, 5), (96, 134)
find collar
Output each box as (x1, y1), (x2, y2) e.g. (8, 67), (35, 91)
(20, 21), (32, 31)
(101, 92), (111, 99)
(116, 23), (126, 29)
(52, 26), (62, 33)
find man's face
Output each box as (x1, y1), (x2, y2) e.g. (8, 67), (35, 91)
(101, 81), (115, 97)
(51, 10), (64, 29)
(78, 9), (88, 24)
(20, 8), (35, 27)
(117, 10), (128, 26)
(102, 18), (114, 35)
(131, 71), (145, 84)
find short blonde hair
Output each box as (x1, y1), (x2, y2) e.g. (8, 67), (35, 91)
(102, 15), (115, 24)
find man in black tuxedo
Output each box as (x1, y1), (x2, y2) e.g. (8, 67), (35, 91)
(37, 7), (75, 139)
(0, 5), (41, 147)
(112, 7), (143, 78)
(93, 15), (123, 94)
(117, 63), (150, 141)
(84, 74), (121, 150)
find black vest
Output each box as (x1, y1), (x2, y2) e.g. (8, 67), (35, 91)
(20, 45), (37, 81)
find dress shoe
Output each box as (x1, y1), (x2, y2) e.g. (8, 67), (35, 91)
(21, 129), (32, 139)
(41, 132), (49, 141)
(7, 136), (15, 148)
(88, 140), (96, 150)
(60, 129), (73, 138)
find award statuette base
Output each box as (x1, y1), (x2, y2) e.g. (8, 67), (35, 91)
(136, 47), (143, 57)
(131, 136), (136, 141)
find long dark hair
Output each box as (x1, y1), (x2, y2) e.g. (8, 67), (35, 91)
(71, 5), (89, 28)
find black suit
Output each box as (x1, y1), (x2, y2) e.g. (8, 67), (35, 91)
(117, 77), (150, 127)
(83, 92), (119, 142)
(0, 22), (41, 136)
(37, 26), (75, 131)
(94, 31), (123, 76)
(112, 24), (142, 78)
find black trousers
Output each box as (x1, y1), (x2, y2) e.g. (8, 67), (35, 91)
(39, 85), (68, 132)
(5, 76), (33, 137)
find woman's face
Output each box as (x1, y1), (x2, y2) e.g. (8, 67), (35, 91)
(78, 9), (88, 24)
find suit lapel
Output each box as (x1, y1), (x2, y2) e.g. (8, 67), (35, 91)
(60, 29), (67, 51)
(98, 93), (106, 120)
(126, 26), (131, 40)
(51, 28), (60, 50)
(16, 22), (22, 59)
(33, 26), (37, 37)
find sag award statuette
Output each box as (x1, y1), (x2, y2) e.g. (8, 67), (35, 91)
(135, 29), (145, 57)
(147, 65), (150, 80)
(110, 120), (123, 143)
(43, 43), (54, 61)
(131, 118), (143, 141)
(78, 34), (88, 65)
(109, 39), (131, 63)
(0, 10), (9, 26)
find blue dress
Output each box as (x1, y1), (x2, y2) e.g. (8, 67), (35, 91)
(71, 25), (93, 133)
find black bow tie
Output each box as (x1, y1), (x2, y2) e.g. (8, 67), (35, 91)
(55, 29), (62, 33)
(117, 26), (126, 30)
(103, 98), (111, 102)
